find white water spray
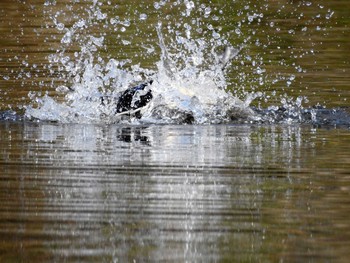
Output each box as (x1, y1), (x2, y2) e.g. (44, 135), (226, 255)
(25, 2), (255, 124)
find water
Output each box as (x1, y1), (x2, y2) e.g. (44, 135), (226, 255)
(1, 0), (349, 125)
(1, 122), (350, 262)
(0, 0), (350, 261)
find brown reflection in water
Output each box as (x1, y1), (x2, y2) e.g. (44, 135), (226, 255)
(0, 123), (349, 261)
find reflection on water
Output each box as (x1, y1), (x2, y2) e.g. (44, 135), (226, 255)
(0, 122), (349, 262)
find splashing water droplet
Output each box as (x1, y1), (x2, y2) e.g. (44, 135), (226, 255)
(139, 13), (147, 21)
(61, 30), (72, 44)
(56, 23), (65, 31)
(154, 2), (160, 10)
(27, 0), (342, 125)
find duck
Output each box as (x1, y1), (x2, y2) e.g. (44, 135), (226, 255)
(116, 80), (153, 113)
(99, 80), (153, 119)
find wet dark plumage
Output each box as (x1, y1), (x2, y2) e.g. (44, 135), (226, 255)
(115, 80), (153, 118)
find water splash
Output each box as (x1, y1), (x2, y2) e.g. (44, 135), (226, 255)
(25, 2), (255, 124)
(21, 0), (349, 127)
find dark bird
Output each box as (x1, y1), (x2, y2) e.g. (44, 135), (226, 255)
(115, 80), (153, 118)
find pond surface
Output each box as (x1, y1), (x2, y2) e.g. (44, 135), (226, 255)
(0, 122), (350, 262)
(0, 0), (350, 262)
